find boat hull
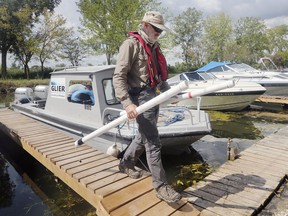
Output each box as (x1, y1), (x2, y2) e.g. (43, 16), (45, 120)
(175, 91), (265, 111)
(11, 104), (210, 155)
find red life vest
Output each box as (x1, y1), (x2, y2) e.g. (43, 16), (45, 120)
(128, 31), (168, 86)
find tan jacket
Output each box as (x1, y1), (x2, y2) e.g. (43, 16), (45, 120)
(113, 31), (169, 108)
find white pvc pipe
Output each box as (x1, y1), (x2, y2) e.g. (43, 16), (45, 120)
(162, 80), (235, 105)
(75, 81), (189, 146)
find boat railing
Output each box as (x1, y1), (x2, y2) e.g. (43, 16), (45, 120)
(52, 65), (79, 72)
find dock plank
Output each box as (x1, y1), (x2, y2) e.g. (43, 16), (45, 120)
(55, 150), (102, 167)
(71, 159), (119, 181)
(32, 137), (74, 147)
(142, 199), (201, 216)
(109, 190), (161, 216)
(101, 177), (153, 213)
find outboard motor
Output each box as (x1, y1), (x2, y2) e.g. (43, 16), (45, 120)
(34, 85), (49, 100)
(14, 87), (33, 104)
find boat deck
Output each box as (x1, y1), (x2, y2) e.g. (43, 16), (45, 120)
(0, 108), (288, 215)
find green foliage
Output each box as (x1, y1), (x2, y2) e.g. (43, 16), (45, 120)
(168, 62), (197, 75)
(35, 9), (72, 77)
(78, 0), (159, 64)
(266, 25), (288, 55)
(11, 5), (39, 79)
(2, 65), (52, 80)
(172, 163), (212, 191)
(0, 78), (50, 94)
(172, 7), (203, 68)
(234, 17), (268, 64)
(58, 36), (88, 66)
(0, 0), (61, 78)
(273, 51), (288, 69)
(203, 12), (233, 62)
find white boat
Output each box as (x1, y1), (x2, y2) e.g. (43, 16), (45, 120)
(11, 65), (212, 155)
(167, 71), (266, 111)
(196, 61), (288, 96)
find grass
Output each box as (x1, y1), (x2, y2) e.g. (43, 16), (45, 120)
(0, 79), (50, 93)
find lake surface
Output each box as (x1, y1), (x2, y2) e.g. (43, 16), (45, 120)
(0, 94), (287, 215)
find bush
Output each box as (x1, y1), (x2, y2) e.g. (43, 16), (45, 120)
(1, 65), (53, 79)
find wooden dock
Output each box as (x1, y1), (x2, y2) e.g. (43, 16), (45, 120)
(0, 108), (288, 215)
(0, 108), (199, 216)
(256, 95), (288, 106)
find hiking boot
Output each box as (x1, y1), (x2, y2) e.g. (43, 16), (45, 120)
(156, 184), (182, 203)
(119, 163), (142, 179)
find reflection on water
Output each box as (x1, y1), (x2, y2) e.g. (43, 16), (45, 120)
(0, 154), (15, 209)
(0, 93), (13, 108)
(208, 111), (264, 139)
(0, 131), (96, 216)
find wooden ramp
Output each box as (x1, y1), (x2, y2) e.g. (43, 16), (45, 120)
(0, 108), (199, 216)
(183, 126), (288, 215)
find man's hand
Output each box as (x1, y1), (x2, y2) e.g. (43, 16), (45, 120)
(125, 104), (138, 119)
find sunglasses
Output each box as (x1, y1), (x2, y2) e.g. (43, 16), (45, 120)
(151, 24), (163, 34)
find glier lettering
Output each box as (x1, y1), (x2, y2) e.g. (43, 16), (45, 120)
(51, 85), (65, 92)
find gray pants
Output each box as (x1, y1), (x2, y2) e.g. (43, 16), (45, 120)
(121, 87), (167, 189)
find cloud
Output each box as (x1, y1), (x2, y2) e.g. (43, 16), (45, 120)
(159, 0), (288, 26)
(55, 0), (288, 29)
(55, 0), (81, 28)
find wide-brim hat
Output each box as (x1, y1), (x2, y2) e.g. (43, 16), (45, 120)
(141, 11), (170, 32)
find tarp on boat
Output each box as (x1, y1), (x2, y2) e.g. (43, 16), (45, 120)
(196, 61), (231, 72)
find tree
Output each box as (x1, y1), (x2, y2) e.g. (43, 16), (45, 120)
(203, 12), (233, 62)
(0, 0), (61, 78)
(234, 17), (268, 64)
(172, 7), (203, 69)
(12, 5), (39, 79)
(58, 36), (88, 66)
(35, 9), (72, 78)
(266, 25), (288, 55)
(78, 0), (159, 65)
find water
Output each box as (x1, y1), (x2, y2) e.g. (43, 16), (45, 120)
(0, 131), (96, 216)
(0, 94), (288, 215)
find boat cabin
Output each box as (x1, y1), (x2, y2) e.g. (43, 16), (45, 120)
(43, 65), (122, 129)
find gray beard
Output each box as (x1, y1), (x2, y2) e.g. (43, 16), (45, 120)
(139, 28), (156, 46)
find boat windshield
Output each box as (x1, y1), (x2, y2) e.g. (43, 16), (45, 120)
(185, 72), (216, 81)
(229, 63), (259, 73)
(103, 79), (120, 105)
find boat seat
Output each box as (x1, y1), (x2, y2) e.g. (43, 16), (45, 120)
(70, 93), (93, 105)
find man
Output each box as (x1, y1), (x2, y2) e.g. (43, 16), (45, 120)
(113, 11), (182, 203)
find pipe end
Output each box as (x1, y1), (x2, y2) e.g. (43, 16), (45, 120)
(75, 139), (84, 147)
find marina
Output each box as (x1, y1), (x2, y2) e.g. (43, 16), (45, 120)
(0, 107), (287, 215)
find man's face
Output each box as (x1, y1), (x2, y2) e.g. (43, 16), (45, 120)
(145, 23), (162, 43)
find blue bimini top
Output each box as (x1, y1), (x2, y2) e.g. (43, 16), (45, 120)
(195, 61), (230, 72)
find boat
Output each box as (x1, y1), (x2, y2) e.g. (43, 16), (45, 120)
(11, 65), (212, 155)
(167, 71), (266, 111)
(196, 61), (288, 96)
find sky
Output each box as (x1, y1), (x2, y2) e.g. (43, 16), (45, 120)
(53, 0), (288, 66)
(55, 0), (288, 29)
